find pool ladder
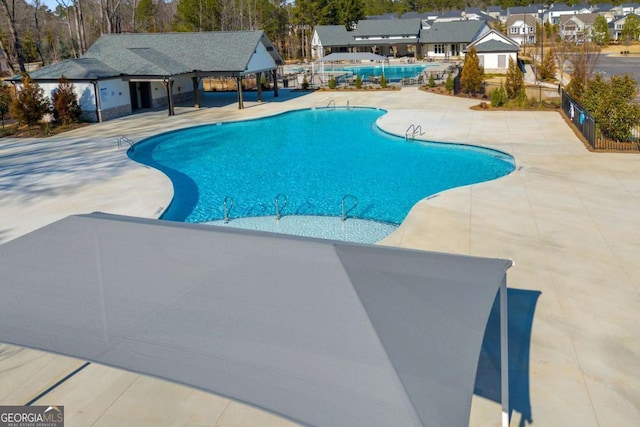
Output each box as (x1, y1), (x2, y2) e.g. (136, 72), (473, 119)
(405, 124), (424, 140)
(275, 194), (288, 220)
(117, 135), (135, 151)
(327, 100), (336, 109)
(341, 194), (358, 221)
(223, 196), (234, 223)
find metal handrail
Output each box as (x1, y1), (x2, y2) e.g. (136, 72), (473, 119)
(341, 194), (358, 221)
(327, 99), (336, 109)
(405, 124), (424, 140)
(223, 196), (234, 223)
(275, 194), (287, 220)
(117, 135), (135, 151)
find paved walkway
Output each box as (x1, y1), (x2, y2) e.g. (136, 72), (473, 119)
(1, 88), (639, 426)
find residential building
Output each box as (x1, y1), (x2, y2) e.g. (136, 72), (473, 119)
(560, 13), (599, 42)
(419, 20), (490, 59)
(465, 29), (520, 73)
(506, 14), (538, 45)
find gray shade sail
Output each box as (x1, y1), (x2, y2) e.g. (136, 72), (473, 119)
(0, 213), (511, 426)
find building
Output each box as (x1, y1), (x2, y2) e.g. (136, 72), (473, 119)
(7, 31), (284, 122)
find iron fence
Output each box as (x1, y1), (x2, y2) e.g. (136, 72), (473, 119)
(561, 89), (640, 152)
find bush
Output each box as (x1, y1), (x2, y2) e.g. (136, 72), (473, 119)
(301, 75), (309, 90)
(354, 75), (363, 89)
(379, 74), (388, 88)
(445, 73), (454, 93)
(10, 73), (50, 131)
(328, 76), (337, 89)
(428, 73), (435, 88)
(490, 83), (507, 107)
(52, 77), (82, 125)
(0, 84), (12, 128)
(582, 73), (640, 141)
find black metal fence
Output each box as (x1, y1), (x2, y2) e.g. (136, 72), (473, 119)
(561, 89), (640, 152)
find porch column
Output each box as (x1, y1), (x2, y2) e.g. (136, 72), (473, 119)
(163, 79), (175, 116)
(191, 76), (201, 108)
(236, 76), (244, 109)
(272, 69), (279, 97)
(256, 72), (263, 102)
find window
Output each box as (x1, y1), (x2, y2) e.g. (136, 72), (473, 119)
(529, 26), (534, 33)
(510, 27), (518, 34)
(498, 55), (506, 68)
(434, 44), (445, 54)
(478, 54), (485, 67)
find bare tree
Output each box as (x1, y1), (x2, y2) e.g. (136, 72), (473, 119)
(0, 0), (26, 72)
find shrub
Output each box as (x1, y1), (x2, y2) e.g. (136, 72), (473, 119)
(582, 73), (640, 141)
(0, 84), (12, 128)
(301, 75), (309, 90)
(328, 76), (337, 89)
(445, 73), (454, 93)
(10, 73), (50, 131)
(490, 83), (507, 107)
(354, 75), (363, 89)
(379, 74), (388, 88)
(428, 73), (435, 88)
(52, 77), (82, 125)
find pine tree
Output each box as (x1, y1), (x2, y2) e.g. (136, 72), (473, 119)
(460, 46), (484, 95)
(445, 73), (454, 93)
(592, 16), (610, 46)
(135, 0), (156, 32)
(52, 77), (82, 125)
(539, 49), (557, 81)
(10, 73), (50, 131)
(505, 57), (524, 99)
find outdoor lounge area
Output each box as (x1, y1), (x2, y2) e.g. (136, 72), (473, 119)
(0, 88), (639, 426)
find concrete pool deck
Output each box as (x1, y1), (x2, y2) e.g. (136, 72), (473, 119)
(1, 88), (639, 426)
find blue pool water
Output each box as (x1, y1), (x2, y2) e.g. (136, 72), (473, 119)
(341, 64), (429, 81)
(130, 108), (514, 226)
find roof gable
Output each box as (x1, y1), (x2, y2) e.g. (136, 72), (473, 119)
(24, 57), (120, 80)
(467, 28), (520, 52)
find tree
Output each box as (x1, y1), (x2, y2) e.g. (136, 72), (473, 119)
(445, 73), (453, 93)
(0, 0), (26, 73)
(0, 83), (12, 128)
(52, 77), (81, 125)
(621, 14), (640, 47)
(337, 0), (364, 30)
(591, 16), (610, 46)
(490, 82), (507, 107)
(539, 48), (557, 81)
(135, 0), (156, 32)
(176, 0), (220, 32)
(460, 46), (483, 95)
(582, 73), (640, 141)
(565, 44), (600, 100)
(505, 56), (524, 99)
(10, 73), (50, 131)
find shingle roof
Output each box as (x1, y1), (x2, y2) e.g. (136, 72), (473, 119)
(84, 31), (280, 75)
(314, 25), (352, 46)
(353, 18), (422, 37)
(17, 31), (283, 82)
(473, 39), (520, 53)
(26, 57), (120, 80)
(419, 20), (487, 43)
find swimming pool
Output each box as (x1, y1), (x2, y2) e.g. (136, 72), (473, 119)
(341, 64), (429, 81)
(130, 108), (515, 228)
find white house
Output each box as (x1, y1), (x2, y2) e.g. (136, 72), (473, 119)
(466, 29), (520, 73)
